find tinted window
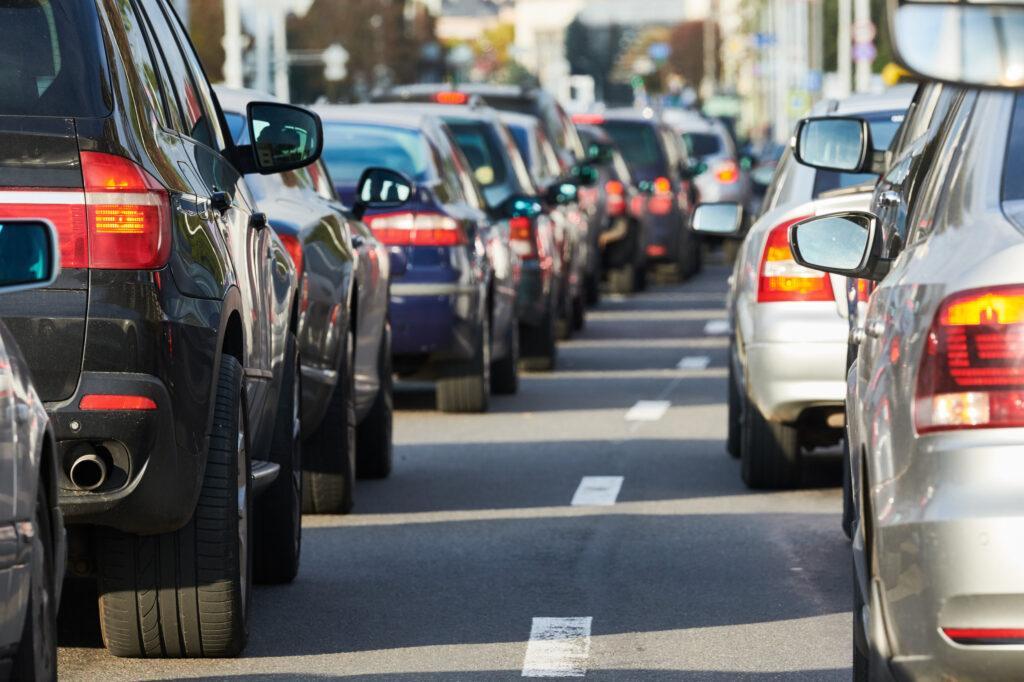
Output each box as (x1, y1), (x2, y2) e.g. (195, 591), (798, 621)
(813, 111), (905, 197)
(600, 122), (665, 171)
(322, 122), (431, 185)
(118, 0), (167, 125)
(1003, 94), (1024, 203)
(446, 120), (513, 207)
(684, 133), (723, 158)
(0, 0), (108, 117)
(225, 111), (246, 142)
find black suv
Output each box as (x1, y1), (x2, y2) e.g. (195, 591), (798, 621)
(0, 0), (322, 657)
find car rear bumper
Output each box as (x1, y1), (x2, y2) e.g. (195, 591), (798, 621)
(390, 281), (483, 375)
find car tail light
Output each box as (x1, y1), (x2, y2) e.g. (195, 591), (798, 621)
(605, 180), (626, 217)
(80, 394), (157, 411)
(278, 232), (303, 275)
(81, 152), (171, 270)
(629, 194), (645, 218)
(509, 216), (537, 259)
(914, 285), (1024, 433)
(714, 160), (740, 184)
(364, 211), (466, 247)
(572, 113), (605, 125)
(0, 191), (88, 268)
(648, 176), (674, 215)
(856, 279), (872, 302)
(943, 628), (1024, 645)
(756, 215), (832, 303)
(646, 244), (667, 258)
(434, 91), (468, 105)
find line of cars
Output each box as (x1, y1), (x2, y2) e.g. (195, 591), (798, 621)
(693, 0), (1024, 678)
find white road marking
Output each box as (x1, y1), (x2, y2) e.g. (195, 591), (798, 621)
(677, 355), (711, 370)
(625, 400), (670, 422)
(522, 617), (593, 678)
(704, 319), (730, 335)
(571, 476), (624, 506)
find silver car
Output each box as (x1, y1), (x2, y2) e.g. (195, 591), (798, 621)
(691, 88), (911, 489)
(0, 221), (64, 679)
(663, 109), (752, 209)
(792, 86), (1024, 679)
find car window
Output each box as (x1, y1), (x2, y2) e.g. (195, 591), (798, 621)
(431, 131), (468, 206)
(119, 0), (167, 126)
(0, 0), (109, 117)
(812, 110), (905, 197)
(763, 147), (796, 211)
(684, 132), (723, 158)
(498, 123), (538, 196)
(446, 120), (515, 208)
(137, 0), (222, 150)
(322, 122), (431, 185)
(132, 0), (182, 127)
(601, 122), (665, 171)
(612, 151), (633, 185)
(309, 160), (337, 201)
(536, 128), (564, 186)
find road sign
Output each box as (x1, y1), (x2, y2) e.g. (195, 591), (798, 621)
(322, 43), (349, 82)
(852, 42), (877, 62)
(852, 20), (877, 45)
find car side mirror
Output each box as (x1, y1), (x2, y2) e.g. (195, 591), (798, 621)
(352, 167), (415, 220)
(500, 194), (544, 219)
(571, 163), (599, 187)
(794, 117), (877, 174)
(691, 202), (744, 239)
(247, 102), (323, 175)
(545, 180), (578, 206)
(0, 220), (59, 294)
(891, 0), (1024, 89)
(789, 212), (890, 281)
(680, 160), (708, 180)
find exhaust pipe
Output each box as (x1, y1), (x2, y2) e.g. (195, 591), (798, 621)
(69, 452), (107, 491)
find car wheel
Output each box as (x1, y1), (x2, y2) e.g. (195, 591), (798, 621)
(254, 333), (302, 584)
(726, 355), (741, 459)
(608, 264), (635, 295)
(491, 317), (519, 395)
(98, 355), (251, 657)
(13, 478), (57, 680)
(356, 325), (394, 479)
(571, 292), (585, 332)
(302, 328), (356, 514)
(585, 270), (600, 306)
(520, 307), (557, 372)
(842, 439), (854, 540)
(437, 313), (490, 413)
(740, 392), (801, 489)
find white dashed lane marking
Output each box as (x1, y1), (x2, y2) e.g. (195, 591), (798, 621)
(625, 400), (670, 422)
(522, 617), (593, 678)
(703, 319), (730, 335)
(571, 476), (624, 506)
(677, 355), (711, 370)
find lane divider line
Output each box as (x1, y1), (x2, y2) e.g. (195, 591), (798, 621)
(625, 400), (670, 422)
(704, 319), (730, 335)
(571, 476), (624, 506)
(522, 617), (593, 678)
(677, 355), (711, 370)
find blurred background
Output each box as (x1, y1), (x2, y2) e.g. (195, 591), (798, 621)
(178, 0), (906, 148)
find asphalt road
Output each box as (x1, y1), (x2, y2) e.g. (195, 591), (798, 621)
(58, 263), (852, 680)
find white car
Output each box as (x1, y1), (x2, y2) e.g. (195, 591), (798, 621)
(692, 87), (912, 488)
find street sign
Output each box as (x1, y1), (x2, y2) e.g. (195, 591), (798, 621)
(322, 43), (349, 82)
(852, 42), (877, 62)
(852, 20), (877, 45)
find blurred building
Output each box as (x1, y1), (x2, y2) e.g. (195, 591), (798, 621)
(436, 0), (513, 42)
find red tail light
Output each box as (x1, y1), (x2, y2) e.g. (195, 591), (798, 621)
(278, 233), (303, 275)
(915, 285), (1024, 433)
(605, 180), (626, 217)
(509, 216), (537, 260)
(572, 113), (605, 125)
(434, 91), (469, 105)
(364, 211), (466, 247)
(757, 216), (832, 303)
(81, 152), (170, 269)
(856, 279), (872, 302)
(943, 628), (1024, 644)
(648, 176), (674, 215)
(714, 160), (740, 184)
(0, 191), (88, 268)
(80, 394), (157, 411)
(629, 194), (645, 218)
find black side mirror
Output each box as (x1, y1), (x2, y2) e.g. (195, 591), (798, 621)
(352, 167), (415, 220)
(247, 102), (323, 175)
(790, 211), (890, 281)
(0, 220), (59, 293)
(571, 163), (599, 187)
(545, 180), (579, 206)
(794, 117), (876, 174)
(500, 194), (544, 219)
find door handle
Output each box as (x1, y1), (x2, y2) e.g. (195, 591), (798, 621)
(351, 234), (366, 249)
(879, 190), (900, 208)
(249, 212), (269, 230)
(210, 191), (232, 214)
(865, 319), (885, 338)
(850, 327), (866, 346)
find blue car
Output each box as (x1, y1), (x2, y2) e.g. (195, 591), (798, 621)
(315, 106), (518, 412)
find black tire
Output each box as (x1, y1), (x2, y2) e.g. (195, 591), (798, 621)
(520, 307), (557, 372)
(852, 555), (870, 682)
(585, 270), (600, 306)
(254, 334), (302, 584)
(98, 355), (251, 658)
(437, 314), (490, 413)
(356, 325), (394, 479)
(571, 292), (585, 332)
(842, 439), (854, 540)
(726, 356), (741, 459)
(302, 328), (356, 515)
(740, 392), (801, 489)
(491, 318), (519, 395)
(634, 260), (648, 292)
(13, 479), (57, 680)
(608, 265), (635, 295)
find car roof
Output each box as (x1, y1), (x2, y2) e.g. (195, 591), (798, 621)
(312, 103), (433, 131)
(381, 83), (537, 101)
(213, 85), (281, 114)
(591, 108), (663, 125)
(660, 108), (720, 134)
(379, 102), (500, 124)
(820, 84), (916, 117)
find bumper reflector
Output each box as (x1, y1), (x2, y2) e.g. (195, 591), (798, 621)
(943, 628), (1024, 645)
(79, 394), (158, 411)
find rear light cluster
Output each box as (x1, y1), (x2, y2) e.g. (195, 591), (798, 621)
(647, 176), (674, 216)
(0, 152), (169, 270)
(278, 233), (303, 275)
(80, 394), (157, 411)
(756, 216), (833, 303)
(433, 91), (469, 105)
(364, 212), (466, 247)
(509, 216), (537, 260)
(856, 279), (872, 302)
(714, 160), (740, 185)
(915, 285), (1024, 433)
(605, 181), (626, 217)
(943, 628), (1024, 645)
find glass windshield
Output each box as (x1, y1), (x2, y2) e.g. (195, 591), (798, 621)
(600, 121), (665, 173)
(0, 0), (109, 117)
(684, 132), (723, 158)
(813, 111), (905, 197)
(322, 122), (432, 185)
(446, 120), (516, 208)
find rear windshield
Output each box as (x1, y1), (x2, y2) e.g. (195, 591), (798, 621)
(684, 132), (723, 158)
(446, 120), (515, 208)
(0, 0), (109, 117)
(600, 121), (665, 172)
(322, 122), (432, 185)
(813, 110), (905, 197)
(1003, 94), (1024, 203)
